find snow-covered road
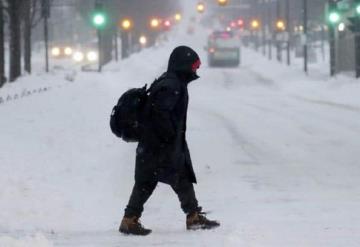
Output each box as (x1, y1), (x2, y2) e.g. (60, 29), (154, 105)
(1, 27), (360, 246)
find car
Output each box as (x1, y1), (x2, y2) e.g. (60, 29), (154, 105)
(50, 44), (74, 59)
(71, 42), (99, 64)
(206, 31), (240, 67)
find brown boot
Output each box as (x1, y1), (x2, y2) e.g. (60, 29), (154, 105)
(186, 212), (220, 230)
(119, 216), (152, 235)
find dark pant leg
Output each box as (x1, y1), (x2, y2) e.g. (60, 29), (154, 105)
(124, 180), (158, 218)
(171, 178), (199, 215)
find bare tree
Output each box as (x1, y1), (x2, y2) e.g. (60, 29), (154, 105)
(22, 0), (31, 74)
(7, 0), (23, 82)
(0, 0), (6, 87)
(22, 0), (42, 74)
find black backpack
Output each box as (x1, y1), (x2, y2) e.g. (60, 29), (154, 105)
(110, 85), (149, 142)
(110, 75), (166, 142)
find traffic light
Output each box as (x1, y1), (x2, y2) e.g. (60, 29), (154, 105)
(92, 3), (107, 28)
(164, 20), (172, 31)
(217, 0), (228, 6)
(328, 1), (340, 25)
(237, 18), (244, 28)
(355, 0), (360, 15)
(329, 12), (340, 24)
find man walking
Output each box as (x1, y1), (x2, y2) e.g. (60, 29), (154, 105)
(119, 46), (220, 235)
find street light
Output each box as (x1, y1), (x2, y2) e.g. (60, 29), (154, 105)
(121, 19), (132, 31)
(251, 19), (260, 30)
(276, 20), (286, 31)
(120, 18), (133, 59)
(150, 18), (160, 29)
(174, 13), (182, 22)
(197, 2), (205, 13)
(217, 0), (228, 6)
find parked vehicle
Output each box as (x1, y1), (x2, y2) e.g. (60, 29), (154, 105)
(206, 31), (240, 67)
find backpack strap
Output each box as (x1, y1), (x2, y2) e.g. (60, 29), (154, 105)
(147, 73), (167, 94)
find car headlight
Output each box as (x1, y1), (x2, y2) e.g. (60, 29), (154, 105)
(64, 47), (73, 56)
(73, 51), (84, 62)
(86, 51), (98, 62)
(51, 47), (61, 57)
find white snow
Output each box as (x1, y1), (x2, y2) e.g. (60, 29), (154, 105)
(1, 20), (360, 246)
(0, 233), (53, 247)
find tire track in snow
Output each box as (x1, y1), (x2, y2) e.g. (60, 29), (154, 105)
(193, 106), (261, 166)
(240, 65), (278, 89)
(293, 95), (360, 114)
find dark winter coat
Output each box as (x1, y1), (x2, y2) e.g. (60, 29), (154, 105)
(135, 46), (200, 185)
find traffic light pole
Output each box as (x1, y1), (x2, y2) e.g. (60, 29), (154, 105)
(303, 0), (308, 74)
(114, 28), (118, 62)
(329, 25), (336, 76)
(97, 29), (102, 72)
(276, 0), (281, 62)
(355, 33), (360, 78)
(285, 0), (291, 66)
(262, 2), (266, 56)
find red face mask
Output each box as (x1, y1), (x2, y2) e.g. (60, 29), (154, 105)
(191, 59), (201, 72)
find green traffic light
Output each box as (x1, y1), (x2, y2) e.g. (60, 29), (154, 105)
(329, 12), (340, 24)
(356, 4), (360, 15)
(92, 12), (106, 28)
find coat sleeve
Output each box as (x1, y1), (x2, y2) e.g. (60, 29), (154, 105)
(151, 85), (180, 143)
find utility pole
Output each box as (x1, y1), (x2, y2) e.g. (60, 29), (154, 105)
(303, 0), (308, 74)
(347, 1), (360, 78)
(276, 0), (282, 62)
(348, 10), (360, 78)
(261, 0), (266, 56)
(356, 32), (360, 78)
(321, 24), (326, 62)
(114, 29), (118, 62)
(267, 0), (272, 60)
(97, 29), (102, 72)
(285, 0), (291, 65)
(328, 0), (339, 77)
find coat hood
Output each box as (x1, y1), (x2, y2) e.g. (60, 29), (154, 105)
(167, 46), (200, 83)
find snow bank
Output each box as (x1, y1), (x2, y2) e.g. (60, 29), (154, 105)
(0, 233), (53, 247)
(242, 47), (360, 108)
